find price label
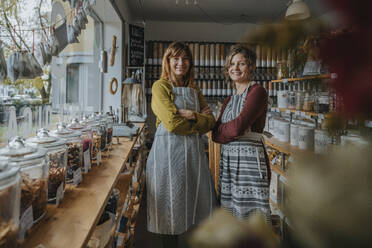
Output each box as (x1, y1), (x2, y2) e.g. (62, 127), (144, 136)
(331, 73), (337, 79)
(285, 110), (291, 114)
(19, 206), (33, 240)
(276, 108), (280, 113)
(294, 111), (300, 116)
(84, 149), (91, 172)
(282, 78), (288, 83)
(318, 114), (325, 120)
(56, 183), (64, 207)
(73, 168), (82, 186)
(301, 112), (307, 117)
(97, 151), (102, 165)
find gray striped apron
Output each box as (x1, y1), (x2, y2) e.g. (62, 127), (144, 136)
(146, 85), (217, 235)
(219, 81), (270, 221)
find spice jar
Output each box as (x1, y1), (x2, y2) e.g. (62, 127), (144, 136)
(26, 129), (67, 205)
(288, 84), (296, 110)
(0, 158), (20, 247)
(68, 119), (93, 173)
(50, 124), (83, 185)
(0, 137), (48, 225)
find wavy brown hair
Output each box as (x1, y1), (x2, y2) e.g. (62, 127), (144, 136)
(224, 44), (256, 81)
(161, 41), (194, 87)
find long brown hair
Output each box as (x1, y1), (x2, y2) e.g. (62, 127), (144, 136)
(161, 41), (194, 86)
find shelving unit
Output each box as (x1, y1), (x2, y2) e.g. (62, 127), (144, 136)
(270, 74), (332, 83)
(24, 124), (145, 248)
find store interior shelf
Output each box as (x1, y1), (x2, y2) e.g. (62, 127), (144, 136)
(24, 124), (145, 248)
(264, 136), (311, 156)
(269, 107), (331, 119)
(270, 164), (287, 178)
(270, 74), (331, 83)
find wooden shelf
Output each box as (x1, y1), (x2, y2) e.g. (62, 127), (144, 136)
(270, 107), (332, 119)
(270, 164), (287, 178)
(271, 74), (331, 83)
(264, 136), (312, 156)
(24, 124), (145, 248)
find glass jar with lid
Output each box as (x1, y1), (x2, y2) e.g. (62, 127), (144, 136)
(0, 137), (48, 225)
(0, 158), (21, 247)
(295, 81), (305, 110)
(303, 82), (314, 112)
(26, 129), (67, 204)
(50, 123), (83, 185)
(106, 116), (114, 149)
(68, 118), (93, 173)
(288, 83), (296, 110)
(97, 117), (107, 153)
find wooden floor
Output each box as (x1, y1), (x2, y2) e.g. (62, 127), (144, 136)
(134, 187), (193, 248)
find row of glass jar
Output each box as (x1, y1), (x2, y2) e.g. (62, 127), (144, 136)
(0, 112), (114, 247)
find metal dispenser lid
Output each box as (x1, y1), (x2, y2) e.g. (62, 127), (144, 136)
(0, 137), (47, 162)
(51, 123), (82, 138)
(27, 129), (66, 148)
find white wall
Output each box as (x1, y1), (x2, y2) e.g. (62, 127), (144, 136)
(145, 21), (259, 42)
(102, 21), (123, 113)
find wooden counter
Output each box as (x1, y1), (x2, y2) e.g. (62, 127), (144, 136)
(24, 124), (144, 248)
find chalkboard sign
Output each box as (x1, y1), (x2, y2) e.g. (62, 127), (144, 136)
(128, 24), (144, 67)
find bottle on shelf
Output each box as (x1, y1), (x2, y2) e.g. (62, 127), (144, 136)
(295, 81), (305, 111)
(266, 46), (272, 68)
(220, 44), (225, 67)
(207, 79), (212, 97)
(194, 42), (200, 67)
(205, 43), (210, 67)
(215, 43), (220, 67)
(303, 81), (314, 112)
(288, 83), (296, 110)
(210, 43), (215, 67)
(268, 82), (274, 106)
(256, 44), (261, 68)
(222, 80), (227, 96)
(261, 46), (267, 68)
(202, 80), (207, 96)
(200, 44), (205, 67)
(273, 82), (278, 107)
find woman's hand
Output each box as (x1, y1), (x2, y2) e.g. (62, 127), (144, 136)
(178, 109), (196, 120)
(200, 106), (212, 115)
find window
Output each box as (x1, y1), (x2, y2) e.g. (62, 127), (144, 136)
(66, 64), (79, 104)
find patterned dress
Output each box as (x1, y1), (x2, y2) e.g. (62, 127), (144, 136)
(219, 82), (270, 221)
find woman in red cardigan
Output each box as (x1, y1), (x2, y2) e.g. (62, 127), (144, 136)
(212, 44), (271, 221)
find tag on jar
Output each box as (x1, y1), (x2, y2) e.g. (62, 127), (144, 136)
(56, 183), (64, 207)
(19, 206), (33, 240)
(285, 110), (291, 114)
(73, 168), (82, 186)
(97, 151), (102, 165)
(84, 149), (91, 172)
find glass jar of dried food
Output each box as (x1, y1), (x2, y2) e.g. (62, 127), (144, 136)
(88, 120), (102, 166)
(0, 158), (20, 248)
(68, 119), (93, 173)
(50, 124), (83, 185)
(26, 129), (67, 205)
(0, 137), (48, 225)
(106, 116), (114, 149)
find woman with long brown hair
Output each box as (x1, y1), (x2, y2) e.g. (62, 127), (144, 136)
(146, 41), (217, 247)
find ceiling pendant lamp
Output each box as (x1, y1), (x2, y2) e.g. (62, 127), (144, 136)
(285, 0), (311, 20)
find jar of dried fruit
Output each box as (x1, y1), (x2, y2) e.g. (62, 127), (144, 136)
(0, 137), (48, 226)
(26, 129), (67, 205)
(50, 123), (83, 186)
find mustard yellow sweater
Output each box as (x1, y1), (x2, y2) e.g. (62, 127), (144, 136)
(151, 78), (216, 135)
